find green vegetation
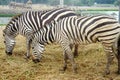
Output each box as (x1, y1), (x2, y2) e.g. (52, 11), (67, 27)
(0, 24), (6, 26)
(84, 8), (118, 11)
(0, 14), (15, 17)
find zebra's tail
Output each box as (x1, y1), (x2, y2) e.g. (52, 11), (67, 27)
(117, 32), (120, 74)
(113, 31), (120, 74)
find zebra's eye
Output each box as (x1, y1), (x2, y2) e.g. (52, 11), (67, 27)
(32, 47), (34, 49)
(4, 41), (6, 43)
(3, 34), (5, 36)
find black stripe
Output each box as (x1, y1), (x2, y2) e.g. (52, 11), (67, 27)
(45, 25), (48, 42)
(99, 37), (116, 41)
(29, 12), (36, 31)
(59, 13), (76, 20)
(42, 8), (64, 20)
(77, 16), (88, 26)
(83, 16), (116, 34)
(80, 15), (100, 30)
(63, 18), (70, 38)
(87, 21), (117, 36)
(99, 32), (119, 38)
(102, 42), (114, 45)
(16, 21), (19, 31)
(43, 9), (75, 25)
(90, 27), (119, 41)
(69, 18), (75, 39)
(26, 12), (34, 30)
(34, 12), (39, 30)
(49, 24), (54, 42)
(8, 16), (20, 32)
(12, 24), (17, 32)
(78, 17), (87, 41)
(31, 11), (37, 31)
(66, 18), (73, 39)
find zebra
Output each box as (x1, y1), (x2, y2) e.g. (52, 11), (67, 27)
(3, 8), (78, 59)
(30, 15), (120, 74)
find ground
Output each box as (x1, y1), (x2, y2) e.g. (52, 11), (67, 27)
(0, 26), (120, 80)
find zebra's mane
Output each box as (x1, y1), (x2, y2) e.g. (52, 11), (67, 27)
(33, 20), (56, 36)
(40, 7), (73, 15)
(6, 14), (22, 26)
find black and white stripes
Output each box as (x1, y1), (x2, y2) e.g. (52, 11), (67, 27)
(3, 8), (77, 58)
(31, 15), (120, 74)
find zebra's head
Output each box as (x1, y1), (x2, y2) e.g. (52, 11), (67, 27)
(31, 40), (45, 63)
(3, 14), (21, 55)
(3, 29), (16, 55)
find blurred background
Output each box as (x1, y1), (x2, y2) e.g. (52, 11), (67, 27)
(0, 0), (119, 25)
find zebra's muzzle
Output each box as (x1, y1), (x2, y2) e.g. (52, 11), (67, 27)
(5, 51), (12, 55)
(32, 59), (40, 63)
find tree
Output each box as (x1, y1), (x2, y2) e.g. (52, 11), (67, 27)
(64, 0), (94, 6)
(95, 0), (116, 4)
(0, 0), (9, 5)
(47, 0), (59, 5)
(114, 0), (120, 6)
(81, 0), (95, 6)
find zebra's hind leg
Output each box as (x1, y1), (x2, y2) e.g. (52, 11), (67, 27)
(73, 44), (79, 58)
(63, 49), (77, 73)
(116, 45), (120, 74)
(105, 51), (114, 75)
(117, 49), (120, 74)
(66, 49), (77, 73)
(117, 37), (120, 74)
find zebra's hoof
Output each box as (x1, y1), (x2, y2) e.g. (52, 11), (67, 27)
(104, 70), (110, 75)
(117, 70), (120, 74)
(59, 66), (67, 73)
(74, 54), (78, 58)
(6, 51), (12, 56)
(24, 53), (30, 59)
(32, 59), (40, 63)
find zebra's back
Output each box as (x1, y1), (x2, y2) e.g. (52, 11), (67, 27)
(19, 8), (77, 36)
(30, 15), (120, 73)
(57, 15), (120, 45)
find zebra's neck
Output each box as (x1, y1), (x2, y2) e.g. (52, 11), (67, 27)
(34, 23), (56, 44)
(5, 15), (21, 37)
(5, 25), (18, 38)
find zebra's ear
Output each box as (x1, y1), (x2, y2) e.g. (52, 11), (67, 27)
(3, 29), (6, 34)
(51, 20), (57, 24)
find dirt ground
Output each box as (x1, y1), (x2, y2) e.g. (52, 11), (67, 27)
(0, 26), (120, 80)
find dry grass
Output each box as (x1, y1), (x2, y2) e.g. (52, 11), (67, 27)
(0, 26), (120, 80)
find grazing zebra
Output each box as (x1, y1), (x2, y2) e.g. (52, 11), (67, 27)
(3, 8), (78, 59)
(30, 15), (120, 74)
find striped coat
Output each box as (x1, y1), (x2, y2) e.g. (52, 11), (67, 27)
(3, 8), (77, 58)
(31, 15), (120, 74)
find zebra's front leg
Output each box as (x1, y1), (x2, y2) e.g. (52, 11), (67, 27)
(105, 52), (114, 75)
(69, 44), (79, 58)
(25, 39), (32, 59)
